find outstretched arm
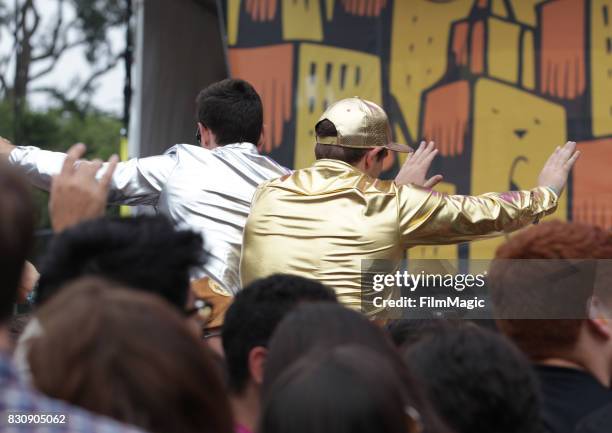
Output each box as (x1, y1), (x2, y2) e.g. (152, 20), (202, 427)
(49, 143), (119, 232)
(0, 136), (15, 158)
(1, 136), (177, 206)
(399, 141), (580, 246)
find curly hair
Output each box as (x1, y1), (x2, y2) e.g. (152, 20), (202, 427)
(37, 215), (204, 309)
(490, 220), (612, 359)
(495, 220), (612, 259)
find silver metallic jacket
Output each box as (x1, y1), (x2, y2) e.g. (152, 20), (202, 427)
(10, 143), (290, 295)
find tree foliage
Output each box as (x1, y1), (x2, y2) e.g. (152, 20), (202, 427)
(0, 101), (122, 229)
(0, 0), (127, 142)
(72, 0), (125, 61)
(0, 1), (128, 229)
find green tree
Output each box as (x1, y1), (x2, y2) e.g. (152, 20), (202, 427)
(0, 1), (128, 229)
(0, 100), (122, 228)
(0, 0), (127, 143)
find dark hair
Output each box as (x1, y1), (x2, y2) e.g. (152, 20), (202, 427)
(196, 78), (263, 146)
(29, 277), (233, 433)
(386, 318), (464, 348)
(404, 326), (543, 433)
(260, 346), (422, 433)
(221, 274), (337, 393)
(263, 303), (449, 433)
(490, 220), (612, 359)
(0, 163), (34, 322)
(314, 119), (387, 163)
(37, 215), (204, 309)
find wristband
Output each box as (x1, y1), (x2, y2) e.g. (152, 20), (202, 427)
(546, 185), (560, 196)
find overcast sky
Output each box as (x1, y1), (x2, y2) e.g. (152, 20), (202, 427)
(2, 0), (125, 115)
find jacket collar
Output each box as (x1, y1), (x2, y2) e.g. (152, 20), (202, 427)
(312, 158), (362, 174)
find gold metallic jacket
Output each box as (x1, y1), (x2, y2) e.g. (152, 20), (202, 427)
(240, 159), (558, 308)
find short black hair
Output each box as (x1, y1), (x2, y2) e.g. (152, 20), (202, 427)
(314, 119), (387, 163)
(385, 318), (465, 348)
(221, 274), (337, 393)
(37, 215), (204, 309)
(263, 303), (403, 395)
(0, 163), (34, 322)
(404, 326), (543, 433)
(260, 346), (417, 433)
(196, 78), (263, 146)
(263, 303), (452, 433)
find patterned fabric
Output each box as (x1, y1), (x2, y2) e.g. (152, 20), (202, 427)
(0, 352), (145, 433)
(9, 143), (289, 295)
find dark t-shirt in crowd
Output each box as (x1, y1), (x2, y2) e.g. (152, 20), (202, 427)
(535, 365), (612, 433)
(575, 403), (612, 433)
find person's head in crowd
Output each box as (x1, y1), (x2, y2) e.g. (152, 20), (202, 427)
(490, 220), (612, 386)
(221, 274), (337, 431)
(314, 119), (389, 179)
(260, 345), (424, 433)
(263, 302), (401, 391)
(404, 326), (543, 433)
(28, 277), (233, 433)
(0, 163), (34, 338)
(263, 302), (449, 433)
(386, 318), (464, 349)
(196, 78), (263, 149)
(36, 215), (203, 310)
(0, 163), (150, 432)
(314, 98), (413, 179)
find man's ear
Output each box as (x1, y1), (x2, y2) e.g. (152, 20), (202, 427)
(257, 125), (266, 152)
(587, 296), (612, 339)
(364, 147), (384, 169)
(197, 122), (207, 147)
(248, 346), (268, 386)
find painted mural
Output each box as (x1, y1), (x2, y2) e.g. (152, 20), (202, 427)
(224, 0), (612, 259)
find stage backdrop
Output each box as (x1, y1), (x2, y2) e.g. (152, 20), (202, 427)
(223, 0), (612, 260)
(130, 0), (227, 158)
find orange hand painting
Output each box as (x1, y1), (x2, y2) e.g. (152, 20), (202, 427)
(422, 81), (470, 157)
(229, 45), (294, 153)
(539, 0), (587, 99)
(245, 0), (278, 21)
(341, 0), (387, 17)
(573, 139), (612, 229)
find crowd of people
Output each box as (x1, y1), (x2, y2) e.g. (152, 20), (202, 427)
(0, 78), (609, 433)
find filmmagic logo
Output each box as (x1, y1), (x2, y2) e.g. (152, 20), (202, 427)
(371, 296), (486, 310)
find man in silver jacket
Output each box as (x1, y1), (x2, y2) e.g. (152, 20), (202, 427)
(0, 79), (290, 328)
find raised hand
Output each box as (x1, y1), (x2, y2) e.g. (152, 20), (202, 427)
(394, 141), (443, 188)
(49, 143), (119, 232)
(17, 261), (39, 304)
(0, 136), (16, 159)
(537, 141), (580, 195)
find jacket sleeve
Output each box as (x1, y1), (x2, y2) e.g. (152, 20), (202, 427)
(8, 145), (179, 206)
(398, 184), (559, 247)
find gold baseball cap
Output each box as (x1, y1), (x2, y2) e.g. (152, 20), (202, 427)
(315, 97), (413, 153)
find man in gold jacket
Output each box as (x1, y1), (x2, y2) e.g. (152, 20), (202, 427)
(240, 97), (580, 310)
